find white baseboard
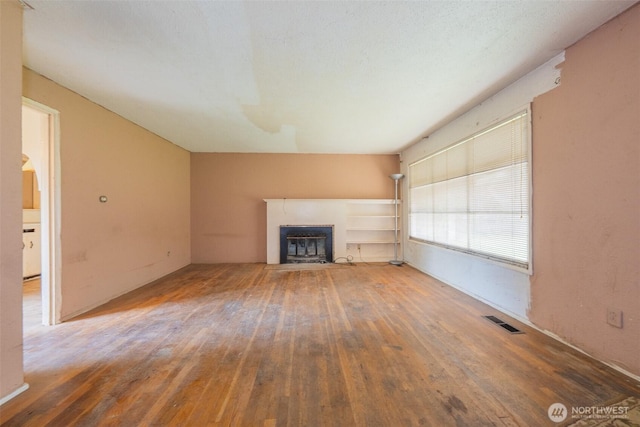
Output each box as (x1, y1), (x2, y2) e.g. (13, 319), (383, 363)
(406, 261), (640, 384)
(528, 326), (640, 384)
(0, 383), (29, 406)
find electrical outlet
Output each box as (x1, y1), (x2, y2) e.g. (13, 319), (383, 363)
(606, 308), (623, 328)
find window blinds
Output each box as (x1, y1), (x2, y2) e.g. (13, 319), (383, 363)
(409, 110), (530, 269)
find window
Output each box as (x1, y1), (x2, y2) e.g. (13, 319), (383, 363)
(408, 109), (531, 270)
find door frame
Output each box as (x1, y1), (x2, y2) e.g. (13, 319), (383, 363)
(22, 97), (61, 325)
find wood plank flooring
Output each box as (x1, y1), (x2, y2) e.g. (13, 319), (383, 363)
(2, 263), (639, 426)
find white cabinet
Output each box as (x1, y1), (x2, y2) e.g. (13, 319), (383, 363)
(23, 223), (41, 279)
(345, 199), (400, 262)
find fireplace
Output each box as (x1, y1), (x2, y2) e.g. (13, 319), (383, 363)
(279, 225), (333, 264)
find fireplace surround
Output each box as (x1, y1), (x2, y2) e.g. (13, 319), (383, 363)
(279, 225), (333, 264)
(265, 199), (398, 264)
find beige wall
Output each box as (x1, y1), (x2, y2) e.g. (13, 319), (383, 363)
(191, 153), (399, 263)
(530, 5), (639, 375)
(0, 0), (25, 401)
(23, 69), (191, 320)
(2, 4), (635, 407)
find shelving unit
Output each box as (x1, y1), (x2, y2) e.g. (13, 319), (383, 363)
(345, 199), (400, 262)
(265, 198), (403, 264)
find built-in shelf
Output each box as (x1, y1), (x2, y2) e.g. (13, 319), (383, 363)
(346, 199), (401, 262)
(265, 199), (402, 264)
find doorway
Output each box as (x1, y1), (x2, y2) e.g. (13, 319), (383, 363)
(21, 153), (42, 332)
(21, 99), (61, 326)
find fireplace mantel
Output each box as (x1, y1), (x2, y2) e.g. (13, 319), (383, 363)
(264, 199), (399, 264)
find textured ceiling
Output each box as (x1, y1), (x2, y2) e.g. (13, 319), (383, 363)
(22, 0), (636, 154)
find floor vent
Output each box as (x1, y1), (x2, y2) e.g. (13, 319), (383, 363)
(482, 315), (524, 334)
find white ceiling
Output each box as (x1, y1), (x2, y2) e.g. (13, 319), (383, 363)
(22, 0), (636, 154)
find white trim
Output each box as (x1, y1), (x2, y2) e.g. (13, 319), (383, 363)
(22, 97), (62, 325)
(400, 55), (565, 322)
(407, 260), (528, 322)
(407, 105), (532, 273)
(531, 329), (640, 384)
(407, 261), (640, 383)
(0, 383), (29, 406)
(408, 237), (531, 275)
(59, 262), (190, 322)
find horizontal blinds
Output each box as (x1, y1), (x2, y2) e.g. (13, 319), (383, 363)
(409, 110), (530, 268)
(410, 112), (528, 187)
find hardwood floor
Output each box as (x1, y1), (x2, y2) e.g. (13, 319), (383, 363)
(2, 264), (639, 426)
(22, 278), (42, 335)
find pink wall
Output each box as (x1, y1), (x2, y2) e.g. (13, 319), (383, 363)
(23, 69), (192, 320)
(0, 0), (25, 401)
(530, 5), (639, 375)
(191, 153), (399, 263)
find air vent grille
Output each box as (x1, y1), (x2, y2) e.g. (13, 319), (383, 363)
(482, 315), (524, 334)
